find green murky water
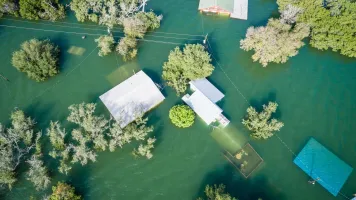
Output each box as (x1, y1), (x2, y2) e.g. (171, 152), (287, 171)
(1, 0), (356, 199)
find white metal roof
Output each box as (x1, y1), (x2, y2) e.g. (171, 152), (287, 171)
(182, 91), (223, 125)
(190, 78), (224, 103)
(230, 0), (248, 20)
(100, 70), (165, 128)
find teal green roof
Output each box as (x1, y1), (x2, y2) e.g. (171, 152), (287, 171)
(294, 138), (353, 197)
(198, 0), (234, 13)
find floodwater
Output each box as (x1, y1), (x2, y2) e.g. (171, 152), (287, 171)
(1, 0), (356, 199)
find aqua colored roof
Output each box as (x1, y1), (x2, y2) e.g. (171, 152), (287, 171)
(198, 0), (234, 13)
(294, 138), (353, 196)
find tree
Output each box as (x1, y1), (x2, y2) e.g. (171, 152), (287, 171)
(49, 182), (82, 200)
(95, 35), (115, 57)
(47, 121), (72, 174)
(199, 184), (237, 200)
(162, 44), (214, 94)
(67, 103), (109, 151)
(116, 36), (138, 61)
(242, 102), (284, 139)
(169, 105), (195, 128)
(70, 0), (162, 60)
(26, 155), (51, 191)
(108, 117), (153, 152)
(240, 18), (310, 67)
(0, 0), (19, 17)
(0, 110), (40, 189)
(19, 0), (65, 21)
(12, 39), (60, 82)
(277, 0), (356, 58)
(132, 137), (156, 159)
(280, 4), (303, 24)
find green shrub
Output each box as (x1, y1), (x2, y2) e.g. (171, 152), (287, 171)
(169, 105), (195, 128)
(49, 182), (81, 200)
(12, 39), (60, 82)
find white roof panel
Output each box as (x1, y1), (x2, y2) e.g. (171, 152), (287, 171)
(230, 0), (248, 20)
(190, 78), (224, 103)
(100, 71), (165, 128)
(182, 91), (222, 125)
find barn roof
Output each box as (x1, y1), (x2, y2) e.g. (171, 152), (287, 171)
(100, 70), (165, 128)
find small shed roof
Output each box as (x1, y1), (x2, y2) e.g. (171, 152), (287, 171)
(190, 78), (224, 103)
(198, 0), (234, 13)
(294, 138), (353, 196)
(182, 91), (222, 125)
(100, 70), (165, 128)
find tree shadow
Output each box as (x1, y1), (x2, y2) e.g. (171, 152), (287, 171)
(195, 164), (286, 200)
(65, 163), (92, 199)
(249, 91), (282, 119)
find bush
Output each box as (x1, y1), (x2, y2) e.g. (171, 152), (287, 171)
(95, 35), (115, 57)
(242, 102), (284, 139)
(49, 182), (82, 200)
(12, 39), (60, 82)
(169, 105), (195, 128)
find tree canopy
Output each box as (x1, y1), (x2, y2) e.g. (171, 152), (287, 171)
(240, 18), (310, 67)
(198, 184), (237, 200)
(277, 0), (356, 57)
(47, 102), (155, 174)
(12, 39), (60, 82)
(242, 102), (284, 139)
(19, 0), (65, 21)
(0, 0), (19, 17)
(70, 0), (162, 61)
(162, 44), (214, 94)
(169, 105), (195, 128)
(95, 35), (115, 57)
(49, 182), (82, 200)
(0, 110), (43, 189)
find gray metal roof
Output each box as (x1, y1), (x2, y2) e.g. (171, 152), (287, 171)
(198, 0), (234, 13)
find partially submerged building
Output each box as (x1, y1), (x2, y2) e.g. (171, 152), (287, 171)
(182, 78), (230, 127)
(100, 70), (165, 128)
(198, 0), (248, 20)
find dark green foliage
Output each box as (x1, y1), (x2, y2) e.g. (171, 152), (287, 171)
(12, 39), (60, 82)
(0, 0), (19, 17)
(277, 0), (356, 57)
(162, 44), (214, 94)
(169, 105), (195, 128)
(199, 184), (237, 200)
(49, 182), (82, 200)
(19, 0), (65, 21)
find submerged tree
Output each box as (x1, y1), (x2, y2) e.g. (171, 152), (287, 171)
(95, 35), (115, 57)
(169, 105), (195, 128)
(19, 0), (65, 21)
(240, 18), (309, 67)
(116, 36), (138, 61)
(70, 0), (162, 60)
(0, 110), (41, 189)
(12, 39), (60, 82)
(162, 44), (214, 94)
(132, 137), (156, 159)
(198, 184), (237, 200)
(242, 102), (284, 139)
(26, 155), (51, 191)
(49, 182), (82, 200)
(0, 0), (19, 17)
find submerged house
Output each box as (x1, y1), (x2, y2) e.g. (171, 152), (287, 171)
(100, 70), (165, 128)
(198, 0), (248, 20)
(182, 78), (230, 127)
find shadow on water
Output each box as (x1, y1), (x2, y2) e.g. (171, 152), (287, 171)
(48, 34), (71, 71)
(66, 164), (92, 199)
(249, 91), (282, 119)
(195, 164), (286, 200)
